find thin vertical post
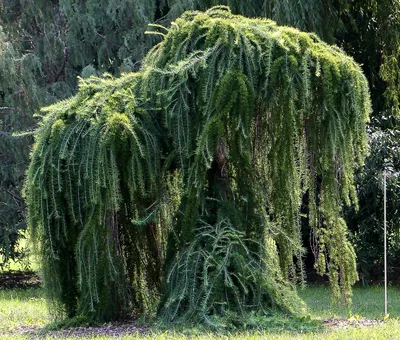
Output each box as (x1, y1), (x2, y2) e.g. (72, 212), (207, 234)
(384, 170), (388, 315)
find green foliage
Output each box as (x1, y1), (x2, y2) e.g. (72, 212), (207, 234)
(330, 1), (400, 280)
(0, 0), (166, 268)
(25, 74), (168, 320)
(59, 0), (163, 73)
(143, 5), (370, 309)
(346, 117), (400, 281)
(167, 0), (339, 43)
(162, 219), (306, 327)
(0, 25), (41, 267)
(333, 0), (400, 118)
(1, 0), (399, 281)
(0, 2), (71, 267)
(167, 0), (400, 119)
(25, 7), (370, 326)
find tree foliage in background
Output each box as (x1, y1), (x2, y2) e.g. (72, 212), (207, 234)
(0, 24), (43, 267)
(0, 0), (164, 266)
(25, 7), (371, 325)
(346, 116), (400, 281)
(329, 1), (400, 280)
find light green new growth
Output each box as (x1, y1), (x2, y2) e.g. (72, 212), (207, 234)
(25, 6), (371, 326)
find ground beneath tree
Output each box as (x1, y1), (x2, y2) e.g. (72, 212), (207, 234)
(0, 272), (385, 338)
(10, 322), (150, 338)
(4, 318), (384, 338)
(322, 317), (383, 329)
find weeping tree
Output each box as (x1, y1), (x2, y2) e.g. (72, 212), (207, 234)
(25, 7), (371, 325)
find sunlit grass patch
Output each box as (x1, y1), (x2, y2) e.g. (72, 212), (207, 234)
(299, 284), (400, 319)
(0, 288), (48, 332)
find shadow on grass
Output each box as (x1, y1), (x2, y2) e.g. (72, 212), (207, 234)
(0, 270), (41, 289)
(35, 311), (322, 339)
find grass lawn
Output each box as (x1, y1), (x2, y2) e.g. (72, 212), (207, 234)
(1, 284), (400, 339)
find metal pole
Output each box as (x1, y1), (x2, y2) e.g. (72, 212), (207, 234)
(384, 170), (388, 315)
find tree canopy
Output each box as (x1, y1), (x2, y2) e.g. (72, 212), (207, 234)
(25, 7), (371, 325)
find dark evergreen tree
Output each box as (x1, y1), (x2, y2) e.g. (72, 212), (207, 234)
(0, 23), (44, 267)
(324, 1), (400, 278)
(346, 116), (400, 281)
(0, 1), (73, 267)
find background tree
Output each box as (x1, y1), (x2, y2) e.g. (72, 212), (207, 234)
(0, 0), (163, 267)
(346, 116), (400, 281)
(0, 1), (70, 267)
(0, 22), (44, 268)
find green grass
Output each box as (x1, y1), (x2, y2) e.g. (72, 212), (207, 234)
(299, 284), (400, 319)
(0, 288), (48, 335)
(1, 285), (400, 339)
